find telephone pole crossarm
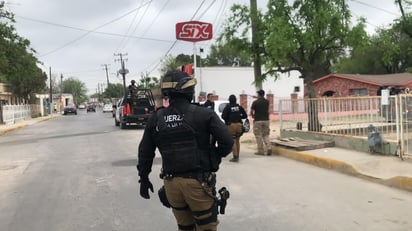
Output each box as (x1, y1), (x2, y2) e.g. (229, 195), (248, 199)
(114, 53), (129, 93)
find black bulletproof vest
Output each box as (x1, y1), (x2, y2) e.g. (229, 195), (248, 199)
(226, 104), (242, 123)
(155, 106), (200, 174)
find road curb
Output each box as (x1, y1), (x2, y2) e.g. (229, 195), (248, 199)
(273, 146), (412, 192)
(0, 124), (28, 135)
(0, 115), (58, 136)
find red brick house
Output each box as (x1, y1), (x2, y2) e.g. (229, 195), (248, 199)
(312, 73), (412, 97)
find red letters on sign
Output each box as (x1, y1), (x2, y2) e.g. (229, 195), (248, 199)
(176, 21), (213, 42)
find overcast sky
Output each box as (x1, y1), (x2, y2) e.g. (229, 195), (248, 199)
(5, 0), (401, 94)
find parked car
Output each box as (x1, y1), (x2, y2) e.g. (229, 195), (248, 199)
(213, 100), (229, 122)
(87, 103), (96, 112)
(63, 104), (77, 115)
(103, 103), (113, 113)
(78, 104), (86, 109)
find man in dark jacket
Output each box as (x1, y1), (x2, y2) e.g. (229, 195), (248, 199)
(222, 94), (248, 162)
(137, 71), (233, 231)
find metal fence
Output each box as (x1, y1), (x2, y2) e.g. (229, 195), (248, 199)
(396, 94), (412, 157)
(278, 94), (412, 159)
(279, 96), (398, 141)
(1, 104), (33, 124)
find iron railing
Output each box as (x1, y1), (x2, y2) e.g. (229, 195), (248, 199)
(1, 104), (33, 124)
(279, 96), (398, 141)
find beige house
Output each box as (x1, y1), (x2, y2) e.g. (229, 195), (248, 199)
(0, 83), (13, 105)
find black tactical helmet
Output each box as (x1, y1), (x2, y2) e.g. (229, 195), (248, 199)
(161, 71), (196, 99)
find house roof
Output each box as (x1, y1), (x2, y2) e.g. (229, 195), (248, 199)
(313, 73), (412, 86)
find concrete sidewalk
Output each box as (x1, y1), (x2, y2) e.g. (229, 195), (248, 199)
(0, 114), (59, 135)
(272, 145), (412, 192)
(2, 115), (412, 193)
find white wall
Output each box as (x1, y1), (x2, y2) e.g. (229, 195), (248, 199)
(194, 67), (303, 100)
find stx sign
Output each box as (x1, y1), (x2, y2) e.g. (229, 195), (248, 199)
(176, 21), (213, 42)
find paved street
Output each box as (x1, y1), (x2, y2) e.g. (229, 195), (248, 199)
(1, 109), (412, 231)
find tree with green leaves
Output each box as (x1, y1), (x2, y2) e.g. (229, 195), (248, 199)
(136, 73), (159, 89)
(335, 24), (412, 74)
(204, 38), (252, 67)
(103, 83), (124, 99)
(160, 54), (186, 75)
(159, 53), (200, 76)
(62, 77), (88, 105)
(263, 0), (359, 95)
(0, 2), (47, 102)
(396, 0), (412, 37)
(218, 0), (365, 131)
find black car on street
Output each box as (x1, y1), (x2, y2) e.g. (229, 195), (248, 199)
(63, 105), (77, 115)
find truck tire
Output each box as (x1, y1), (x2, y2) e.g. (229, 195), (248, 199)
(120, 122), (126, 129)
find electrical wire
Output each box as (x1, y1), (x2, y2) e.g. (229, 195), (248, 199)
(350, 0), (400, 17)
(140, 0), (171, 38)
(207, 0), (228, 47)
(196, 0), (217, 20)
(15, 15), (174, 43)
(115, 0), (154, 53)
(114, 1), (145, 53)
(36, 0), (153, 57)
(145, 0), (208, 75)
(350, 0), (401, 33)
(122, 0), (171, 76)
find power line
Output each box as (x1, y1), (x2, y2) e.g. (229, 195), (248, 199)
(350, 0), (400, 17)
(35, 0), (153, 57)
(15, 15), (174, 43)
(206, 0), (229, 48)
(140, 0), (171, 37)
(114, 1), (150, 53)
(196, 0), (217, 20)
(145, 0), (208, 75)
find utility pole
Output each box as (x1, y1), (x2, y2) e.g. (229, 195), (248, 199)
(49, 67), (52, 114)
(250, 0), (263, 90)
(102, 64), (110, 87)
(98, 83), (101, 102)
(114, 53), (128, 94)
(60, 73), (63, 112)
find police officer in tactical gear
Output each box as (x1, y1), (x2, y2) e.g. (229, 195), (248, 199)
(137, 71), (233, 231)
(222, 94), (248, 162)
(127, 80), (139, 103)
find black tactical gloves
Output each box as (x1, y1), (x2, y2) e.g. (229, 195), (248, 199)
(139, 178), (154, 199)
